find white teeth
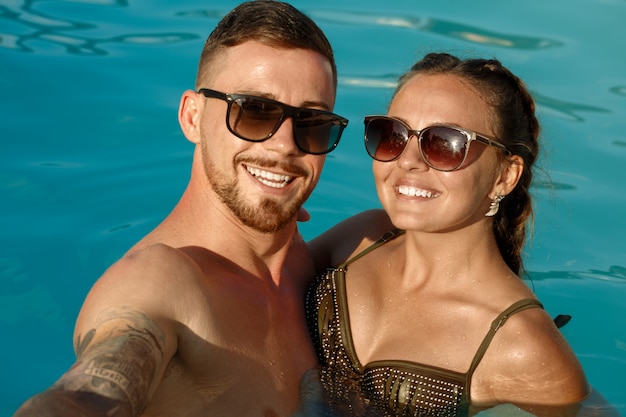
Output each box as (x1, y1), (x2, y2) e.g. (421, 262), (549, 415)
(398, 185), (434, 198)
(246, 166), (292, 188)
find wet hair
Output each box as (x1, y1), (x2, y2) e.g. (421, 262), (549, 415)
(393, 52), (539, 275)
(195, 0), (336, 89)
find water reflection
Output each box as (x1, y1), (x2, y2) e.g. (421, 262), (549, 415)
(340, 75), (398, 89)
(337, 75), (609, 129)
(527, 265), (626, 283)
(532, 91), (611, 122)
(309, 9), (561, 50)
(0, 0), (198, 55)
(609, 85), (626, 97)
(175, 9), (224, 20)
(533, 180), (577, 191)
(0, 257), (66, 328)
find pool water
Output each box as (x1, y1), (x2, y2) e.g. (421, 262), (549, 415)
(1, 0), (625, 415)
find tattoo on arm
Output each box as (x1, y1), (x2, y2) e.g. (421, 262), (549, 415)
(56, 309), (167, 416)
(76, 328), (96, 357)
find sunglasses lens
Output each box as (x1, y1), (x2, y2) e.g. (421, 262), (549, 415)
(229, 97), (283, 140)
(365, 118), (408, 161)
(229, 97), (343, 154)
(293, 110), (343, 154)
(420, 126), (467, 171)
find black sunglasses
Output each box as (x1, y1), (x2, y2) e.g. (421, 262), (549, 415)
(198, 88), (348, 155)
(364, 116), (511, 172)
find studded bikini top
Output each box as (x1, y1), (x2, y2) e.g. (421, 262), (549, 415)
(305, 229), (544, 416)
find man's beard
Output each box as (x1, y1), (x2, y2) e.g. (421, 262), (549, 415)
(215, 179), (304, 233)
(204, 153), (312, 234)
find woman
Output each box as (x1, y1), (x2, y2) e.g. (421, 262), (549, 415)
(306, 53), (589, 416)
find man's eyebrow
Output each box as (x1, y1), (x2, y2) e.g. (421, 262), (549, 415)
(300, 100), (331, 111)
(233, 90), (332, 111)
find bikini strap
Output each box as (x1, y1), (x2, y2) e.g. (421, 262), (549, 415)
(464, 298), (544, 398)
(336, 228), (405, 271)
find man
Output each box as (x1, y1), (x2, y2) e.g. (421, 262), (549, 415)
(13, 1), (347, 416)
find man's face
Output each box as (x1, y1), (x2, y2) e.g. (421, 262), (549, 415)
(195, 41), (336, 233)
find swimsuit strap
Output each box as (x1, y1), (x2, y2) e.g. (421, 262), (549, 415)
(337, 228), (405, 271)
(464, 298), (544, 399)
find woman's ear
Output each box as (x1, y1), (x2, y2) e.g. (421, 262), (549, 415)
(495, 155), (524, 196)
(178, 90), (203, 145)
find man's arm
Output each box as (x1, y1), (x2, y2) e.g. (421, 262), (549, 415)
(307, 208), (394, 273)
(14, 308), (167, 417)
(13, 244), (188, 417)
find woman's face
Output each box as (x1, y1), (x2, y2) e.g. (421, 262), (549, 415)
(373, 73), (507, 233)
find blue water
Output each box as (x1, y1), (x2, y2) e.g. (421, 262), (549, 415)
(1, 0), (625, 415)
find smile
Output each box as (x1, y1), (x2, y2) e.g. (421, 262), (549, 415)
(398, 185), (436, 198)
(246, 166), (293, 188)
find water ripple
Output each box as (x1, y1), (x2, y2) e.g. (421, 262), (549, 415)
(609, 85), (626, 97)
(533, 91), (611, 122)
(527, 266), (626, 283)
(340, 76), (398, 89)
(308, 9), (561, 50)
(0, 0), (198, 55)
(0, 257), (66, 327)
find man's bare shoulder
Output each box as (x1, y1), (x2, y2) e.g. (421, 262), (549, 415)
(78, 244), (208, 331)
(101, 244), (202, 289)
(123, 243), (199, 271)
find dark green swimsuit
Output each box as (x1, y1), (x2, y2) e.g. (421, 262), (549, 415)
(305, 229), (543, 417)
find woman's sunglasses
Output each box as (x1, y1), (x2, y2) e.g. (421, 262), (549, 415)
(198, 88), (348, 155)
(364, 116), (511, 172)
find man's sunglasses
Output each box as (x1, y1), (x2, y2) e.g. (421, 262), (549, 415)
(364, 116), (511, 172)
(198, 88), (348, 155)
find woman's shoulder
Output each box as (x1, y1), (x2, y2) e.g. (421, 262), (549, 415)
(476, 302), (589, 406)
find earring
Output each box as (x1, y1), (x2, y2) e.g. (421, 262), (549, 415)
(485, 195), (505, 217)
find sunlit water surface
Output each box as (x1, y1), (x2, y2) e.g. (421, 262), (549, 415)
(1, 0), (625, 415)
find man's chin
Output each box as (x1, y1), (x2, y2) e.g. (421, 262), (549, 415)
(237, 201), (300, 234)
